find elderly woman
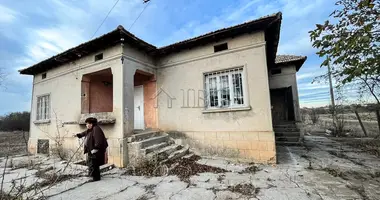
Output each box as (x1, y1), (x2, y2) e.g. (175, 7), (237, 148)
(74, 117), (108, 181)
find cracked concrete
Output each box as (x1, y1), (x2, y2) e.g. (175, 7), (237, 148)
(1, 135), (379, 199)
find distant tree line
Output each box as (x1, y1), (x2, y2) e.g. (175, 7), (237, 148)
(301, 103), (380, 115)
(0, 111), (30, 131)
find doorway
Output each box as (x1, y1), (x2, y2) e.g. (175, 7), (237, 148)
(270, 87), (295, 124)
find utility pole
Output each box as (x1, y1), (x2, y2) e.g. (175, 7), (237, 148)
(327, 57), (337, 134)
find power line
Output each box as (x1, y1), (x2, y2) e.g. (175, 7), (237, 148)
(128, 0), (151, 30)
(90, 0), (121, 39)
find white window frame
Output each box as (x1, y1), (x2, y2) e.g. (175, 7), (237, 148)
(204, 66), (248, 110)
(36, 94), (50, 121)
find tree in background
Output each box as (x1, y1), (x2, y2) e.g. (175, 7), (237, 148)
(309, 0), (380, 136)
(0, 112), (30, 131)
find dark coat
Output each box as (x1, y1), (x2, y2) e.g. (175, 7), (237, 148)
(76, 125), (108, 154)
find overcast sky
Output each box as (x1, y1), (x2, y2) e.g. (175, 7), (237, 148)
(0, 0), (341, 115)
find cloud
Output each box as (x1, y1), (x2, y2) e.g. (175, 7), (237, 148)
(0, 4), (19, 23)
(0, 0), (348, 113)
(25, 26), (86, 63)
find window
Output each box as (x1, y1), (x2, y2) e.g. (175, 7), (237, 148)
(271, 68), (281, 75)
(42, 73), (47, 79)
(36, 95), (50, 120)
(214, 43), (228, 53)
(204, 67), (245, 109)
(95, 53), (103, 61)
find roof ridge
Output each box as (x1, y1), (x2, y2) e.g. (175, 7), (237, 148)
(157, 12), (282, 50)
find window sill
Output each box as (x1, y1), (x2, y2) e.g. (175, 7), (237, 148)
(202, 106), (251, 114)
(79, 112), (116, 125)
(33, 119), (51, 124)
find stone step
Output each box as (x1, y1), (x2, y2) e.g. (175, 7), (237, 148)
(275, 136), (300, 143)
(275, 132), (300, 137)
(183, 153), (195, 159)
(275, 141), (301, 146)
(128, 130), (163, 142)
(141, 142), (169, 155)
(140, 135), (169, 149)
(168, 145), (190, 160)
(274, 128), (299, 132)
(146, 144), (182, 161)
(161, 146), (191, 164)
(273, 125), (297, 129)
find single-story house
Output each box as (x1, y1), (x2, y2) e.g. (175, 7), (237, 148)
(19, 12), (307, 167)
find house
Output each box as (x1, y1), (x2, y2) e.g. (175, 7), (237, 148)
(19, 12), (307, 167)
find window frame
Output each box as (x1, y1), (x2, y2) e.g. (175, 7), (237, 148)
(203, 66), (249, 111)
(36, 94), (51, 121)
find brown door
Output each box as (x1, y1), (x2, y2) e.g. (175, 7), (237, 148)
(270, 88), (288, 124)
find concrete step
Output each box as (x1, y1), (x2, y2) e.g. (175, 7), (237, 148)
(146, 144), (182, 161)
(275, 136), (300, 143)
(274, 128), (299, 132)
(275, 132), (300, 137)
(273, 125), (297, 129)
(168, 145), (190, 160)
(275, 141), (301, 146)
(128, 130), (163, 142)
(140, 135), (169, 149)
(183, 153), (195, 159)
(141, 142), (169, 155)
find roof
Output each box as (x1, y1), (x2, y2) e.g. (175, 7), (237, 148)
(275, 55), (307, 71)
(19, 12), (283, 75)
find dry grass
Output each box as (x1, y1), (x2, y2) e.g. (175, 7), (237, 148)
(334, 138), (380, 157)
(0, 132), (29, 157)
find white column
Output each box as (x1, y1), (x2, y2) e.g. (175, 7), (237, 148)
(122, 63), (135, 137)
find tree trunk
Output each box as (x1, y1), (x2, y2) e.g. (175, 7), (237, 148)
(375, 109), (380, 138)
(355, 110), (367, 137)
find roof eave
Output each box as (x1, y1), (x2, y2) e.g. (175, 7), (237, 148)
(275, 56), (307, 72)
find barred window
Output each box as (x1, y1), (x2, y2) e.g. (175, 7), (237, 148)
(37, 95), (50, 120)
(204, 67), (245, 109)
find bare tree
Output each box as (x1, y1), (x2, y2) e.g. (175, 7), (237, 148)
(310, 108), (320, 124)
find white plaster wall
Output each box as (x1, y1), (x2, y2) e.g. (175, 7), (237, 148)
(29, 45), (124, 149)
(158, 32), (265, 67)
(268, 65), (301, 121)
(155, 31), (273, 132)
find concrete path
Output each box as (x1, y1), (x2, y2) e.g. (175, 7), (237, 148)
(0, 135), (379, 200)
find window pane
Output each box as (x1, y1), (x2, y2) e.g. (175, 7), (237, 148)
(46, 96), (50, 119)
(37, 97), (41, 120)
(220, 75), (230, 107)
(233, 73), (244, 105)
(208, 77), (218, 107)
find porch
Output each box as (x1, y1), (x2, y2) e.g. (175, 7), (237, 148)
(270, 87), (301, 145)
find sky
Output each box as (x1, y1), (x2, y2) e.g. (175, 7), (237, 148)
(0, 0), (343, 115)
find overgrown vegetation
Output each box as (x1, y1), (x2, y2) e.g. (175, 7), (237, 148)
(0, 112), (30, 132)
(309, 0), (380, 137)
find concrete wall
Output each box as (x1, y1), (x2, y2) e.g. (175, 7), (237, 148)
(28, 45), (126, 167)
(155, 31), (276, 163)
(268, 65), (301, 122)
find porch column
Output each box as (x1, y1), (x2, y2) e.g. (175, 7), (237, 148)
(122, 66), (135, 137)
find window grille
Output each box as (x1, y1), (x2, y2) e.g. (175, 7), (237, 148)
(204, 67), (245, 109)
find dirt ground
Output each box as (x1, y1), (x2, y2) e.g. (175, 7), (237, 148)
(1, 132), (380, 199)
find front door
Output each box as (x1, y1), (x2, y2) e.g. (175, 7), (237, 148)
(270, 88), (288, 124)
(134, 85), (144, 130)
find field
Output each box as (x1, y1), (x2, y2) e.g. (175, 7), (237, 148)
(303, 111), (380, 138)
(0, 131), (29, 157)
